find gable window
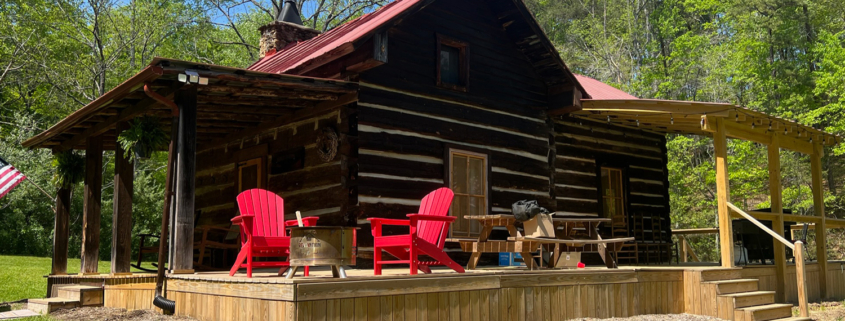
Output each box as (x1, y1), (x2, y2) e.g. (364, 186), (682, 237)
(436, 35), (469, 91)
(449, 149), (487, 237)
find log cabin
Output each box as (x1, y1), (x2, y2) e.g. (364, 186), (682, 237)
(20, 0), (845, 320)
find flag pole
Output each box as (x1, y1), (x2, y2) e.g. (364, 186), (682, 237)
(25, 179), (55, 201)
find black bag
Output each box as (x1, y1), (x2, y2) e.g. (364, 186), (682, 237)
(511, 200), (549, 222)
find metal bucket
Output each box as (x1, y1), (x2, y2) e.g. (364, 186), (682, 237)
(288, 227), (356, 266)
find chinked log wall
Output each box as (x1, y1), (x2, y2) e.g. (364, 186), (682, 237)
(553, 116), (671, 235)
(353, 0), (553, 252)
(194, 108), (350, 228)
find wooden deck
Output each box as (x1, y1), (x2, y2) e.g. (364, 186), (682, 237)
(45, 262), (845, 321)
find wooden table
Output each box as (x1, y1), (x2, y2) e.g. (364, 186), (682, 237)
(452, 215), (613, 270)
(451, 214), (541, 270)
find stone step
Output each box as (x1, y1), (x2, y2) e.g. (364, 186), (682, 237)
(719, 290), (776, 308)
(707, 278), (759, 294)
(734, 303), (794, 321)
(27, 298), (79, 314)
(56, 285), (104, 306)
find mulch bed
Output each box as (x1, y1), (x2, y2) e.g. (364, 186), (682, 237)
(570, 314), (724, 321)
(51, 307), (196, 321)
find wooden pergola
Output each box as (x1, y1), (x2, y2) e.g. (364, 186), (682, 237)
(571, 99), (845, 303)
(22, 58), (358, 276)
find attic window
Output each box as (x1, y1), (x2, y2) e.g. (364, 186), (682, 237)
(437, 35), (468, 91)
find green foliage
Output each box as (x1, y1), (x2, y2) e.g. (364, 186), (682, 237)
(0, 0), (384, 260)
(527, 0), (845, 261)
(0, 255), (144, 303)
(117, 116), (169, 161)
(50, 151), (85, 189)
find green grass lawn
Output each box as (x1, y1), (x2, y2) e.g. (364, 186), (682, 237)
(0, 255), (144, 303)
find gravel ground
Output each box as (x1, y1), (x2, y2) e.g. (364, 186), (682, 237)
(569, 314), (724, 321)
(51, 307), (197, 321)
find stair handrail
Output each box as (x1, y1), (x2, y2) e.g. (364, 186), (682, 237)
(727, 202), (809, 318)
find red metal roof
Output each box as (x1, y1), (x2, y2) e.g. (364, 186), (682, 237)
(574, 74), (637, 100)
(249, 0), (423, 74)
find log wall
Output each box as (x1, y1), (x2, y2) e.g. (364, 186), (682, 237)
(354, 0), (555, 257)
(553, 116), (672, 260)
(194, 108), (350, 229)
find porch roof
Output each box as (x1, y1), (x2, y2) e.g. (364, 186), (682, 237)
(570, 99), (841, 154)
(22, 57), (358, 151)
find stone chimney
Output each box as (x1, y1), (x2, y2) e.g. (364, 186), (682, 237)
(258, 1), (320, 57)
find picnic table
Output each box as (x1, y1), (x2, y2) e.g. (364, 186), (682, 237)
(450, 214), (541, 269)
(451, 214), (632, 269)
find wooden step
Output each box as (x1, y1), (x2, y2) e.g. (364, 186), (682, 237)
(770, 317), (811, 321)
(26, 298), (79, 314)
(56, 285), (103, 306)
(720, 291), (776, 308)
(708, 279), (759, 294)
(700, 268), (743, 281)
(734, 303), (793, 321)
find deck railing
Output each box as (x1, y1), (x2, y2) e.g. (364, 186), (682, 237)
(727, 202), (809, 317)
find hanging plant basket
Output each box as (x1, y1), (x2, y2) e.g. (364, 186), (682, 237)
(52, 151), (85, 189)
(133, 141), (149, 159)
(117, 116), (168, 161)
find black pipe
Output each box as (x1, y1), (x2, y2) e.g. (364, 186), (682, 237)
(153, 115), (178, 314)
(148, 83), (180, 314)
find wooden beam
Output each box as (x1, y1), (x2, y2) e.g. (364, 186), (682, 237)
(111, 122), (134, 275)
(795, 241), (810, 317)
(580, 99), (735, 116)
(714, 118), (734, 268)
(827, 218), (845, 229)
(80, 136), (103, 275)
(768, 134), (786, 303)
(51, 186), (71, 275)
(57, 84), (181, 151)
(198, 93), (358, 152)
(671, 228), (719, 235)
(810, 141), (828, 299)
(172, 85), (198, 274)
(702, 116), (772, 145)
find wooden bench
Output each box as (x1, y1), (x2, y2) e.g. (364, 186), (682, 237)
(508, 236), (635, 268)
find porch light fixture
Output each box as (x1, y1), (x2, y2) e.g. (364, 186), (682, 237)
(670, 114), (674, 125)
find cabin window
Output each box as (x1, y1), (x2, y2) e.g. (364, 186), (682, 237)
(449, 149), (487, 237)
(238, 158), (264, 192)
(436, 35), (469, 91)
(600, 167), (625, 219)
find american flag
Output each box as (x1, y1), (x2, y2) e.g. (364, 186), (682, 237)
(0, 156), (27, 199)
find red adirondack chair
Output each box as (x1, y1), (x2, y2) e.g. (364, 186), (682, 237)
(229, 188), (318, 278)
(368, 187), (465, 275)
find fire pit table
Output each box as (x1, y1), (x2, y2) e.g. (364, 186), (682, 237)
(286, 226), (357, 279)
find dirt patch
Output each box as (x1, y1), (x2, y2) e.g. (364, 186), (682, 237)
(806, 301), (845, 321)
(570, 313), (724, 321)
(51, 307), (197, 321)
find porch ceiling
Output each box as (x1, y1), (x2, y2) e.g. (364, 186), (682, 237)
(570, 99), (841, 154)
(22, 57), (358, 151)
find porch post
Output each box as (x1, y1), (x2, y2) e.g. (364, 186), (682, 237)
(768, 134), (786, 302)
(81, 136), (104, 275)
(713, 118), (734, 268)
(111, 121), (134, 274)
(810, 141), (828, 299)
(171, 85), (197, 273)
(51, 185), (71, 275)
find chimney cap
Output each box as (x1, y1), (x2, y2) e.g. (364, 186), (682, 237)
(277, 0), (303, 25)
